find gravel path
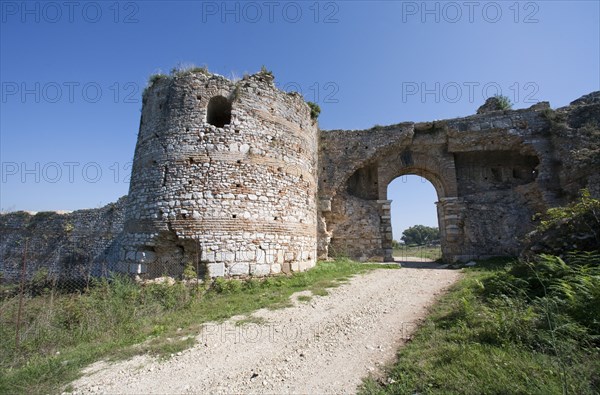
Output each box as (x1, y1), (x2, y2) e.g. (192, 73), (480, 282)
(70, 262), (462, 394)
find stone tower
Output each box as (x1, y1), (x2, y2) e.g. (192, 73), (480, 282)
(120, 69), (319, 278)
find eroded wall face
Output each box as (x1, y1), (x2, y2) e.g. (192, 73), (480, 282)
(326, 193), (384, 261)
(319, 96), (600, 262)
(324, 162), (388, 261)
(0, 198), (126, 282)
(122, 72), (318, 277)
(454, 151), (539, 196)
(450, 150), (542, 259)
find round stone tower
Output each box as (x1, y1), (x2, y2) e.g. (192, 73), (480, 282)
(120, 69), (318, 278)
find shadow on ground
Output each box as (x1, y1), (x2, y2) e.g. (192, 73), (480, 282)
(393, 257), (448, 269)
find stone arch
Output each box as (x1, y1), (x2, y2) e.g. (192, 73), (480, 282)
(322, 142), (463, 263)
(380, 169), (448, 262)
(206, 95), (232, 127)
(380, 166), (446, 201)
(385, 173), (442, 256)
(377, 148), (458, 200)
(375, 149), (462, 262)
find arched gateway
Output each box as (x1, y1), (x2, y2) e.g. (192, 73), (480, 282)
(317, 108), (561, 263)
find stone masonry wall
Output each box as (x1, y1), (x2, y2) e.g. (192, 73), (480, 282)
(120, 70), (319, 278)
(319, 93), (600, 262)
(0, 197), (126, 283)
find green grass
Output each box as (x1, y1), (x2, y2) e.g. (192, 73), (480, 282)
(359, 255), (600, 395)
(297, 295), (313, 302)
(393, 245), (442, 261)
(235, 316), (268, 327)
(0, 258), (397, 395)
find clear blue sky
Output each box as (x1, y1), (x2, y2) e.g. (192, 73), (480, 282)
(1, 1), (599, 237)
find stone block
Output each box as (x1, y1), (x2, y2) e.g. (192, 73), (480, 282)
(201, 250), (215, 262)
(208, 262), (225, 277)
(250, 264), (271, 276)
(299, 260), (315, 271)
(319, 198), (332, 212)
(270, 263), (282, 274)
(265, 252), (276, 264)
(236, 250), (255, 261)
(228, 262), (250, 276)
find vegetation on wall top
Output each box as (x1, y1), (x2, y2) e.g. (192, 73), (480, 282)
(494, 94), (513, 111)
(307, 101), (321, 120)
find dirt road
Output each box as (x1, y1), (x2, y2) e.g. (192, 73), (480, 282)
(70, 262), (461, 394)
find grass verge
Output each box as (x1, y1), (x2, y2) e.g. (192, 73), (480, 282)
(0, 258), (397, 394)
(360, 255), (600, 395)
(393, 245), (442, 261)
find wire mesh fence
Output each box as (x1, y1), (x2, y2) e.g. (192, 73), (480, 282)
(2, 237), (116, 293)
(0, 232), (209, 354)
(392, 244), (443, 262)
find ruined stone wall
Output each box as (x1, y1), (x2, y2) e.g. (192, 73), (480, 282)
(121, 70), (319, 278)
(2, 77), (597, 277)
(0, 198), (126, 283)
(319, 93), (600, 262)
(318, 124), (414, 260)
(327, 193), (382, 261)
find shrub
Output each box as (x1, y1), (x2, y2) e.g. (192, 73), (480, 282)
(494, 94), (513, 110)
(259, 65), (273, 78)
(212, 277), (243, 294)
(188, 66), (209, 75)
(482, 252), (600, 347)
(307, 101), (321, 120)
(182, 263), (197, 280)
(524, 189), (600, 256)
(170, 65), (209, 76)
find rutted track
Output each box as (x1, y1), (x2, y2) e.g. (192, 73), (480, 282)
(70, 263), (461, 394)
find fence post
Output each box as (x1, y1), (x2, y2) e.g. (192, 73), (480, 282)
(15, 238), (28, 349)
(195, 239), (200, 288)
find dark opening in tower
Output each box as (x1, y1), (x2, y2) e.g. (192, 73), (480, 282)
(207, 96), (232, 127)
